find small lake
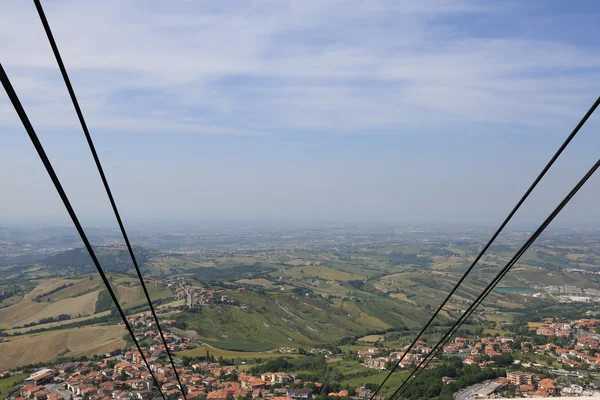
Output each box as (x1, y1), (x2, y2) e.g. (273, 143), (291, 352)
(494, 286), (534, 292)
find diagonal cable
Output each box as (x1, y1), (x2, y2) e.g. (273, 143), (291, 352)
(392, 157), (600, 400)
(32, 1), (188, 397)
(369, 96), (600, 400)
(0, 64), (166, 400)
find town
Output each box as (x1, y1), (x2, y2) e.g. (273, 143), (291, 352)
(3, 313), (600, 400)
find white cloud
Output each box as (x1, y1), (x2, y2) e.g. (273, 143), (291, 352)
(0, 0), (599, 137)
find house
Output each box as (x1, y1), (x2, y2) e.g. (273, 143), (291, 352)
(34, 391), (50, 400)
(260, 372), (293, 384)
(539, 378), (556, 394)
(364, 357), (388, 370)
(286, 388), (313, 399)
(105, 348), (123, 358)
(24, 370), (54, 385)
(357, 348), (381, 358)
(536, 327), (554, 337)
(21, 384), (45, 398)
(517, 384), (535, 394)
(506, 372), (534, 385)
(206, 390), (228, 400)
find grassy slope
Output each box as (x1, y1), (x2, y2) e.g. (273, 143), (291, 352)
(176, 344), (293, 360)
(177, 290), (427, 350)
(0, 374), (28, 399)
(341, 370), (409, 396)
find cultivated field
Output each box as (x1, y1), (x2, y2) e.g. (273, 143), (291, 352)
(0, 325), (125, 370)
(17, 290), (101, 326)
(116, 285), (141, 303)
(283, 265), (365, 281)
(44, 278), (102, 302)
(0, 301), (47, 329)
(357, 334), (384, 342)
(157, 299), (186, 309)
(235, 278), (274, 287)
(6, 310), (112, 334)
(0, 278), (94, 329)
(389, 293), (413, 302)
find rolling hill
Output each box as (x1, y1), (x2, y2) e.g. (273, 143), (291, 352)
(173, 290), (429, 351)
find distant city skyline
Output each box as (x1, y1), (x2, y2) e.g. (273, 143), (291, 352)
(1, 1), (600, 226)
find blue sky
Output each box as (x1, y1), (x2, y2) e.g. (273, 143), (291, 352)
(1, 0), (600, 226)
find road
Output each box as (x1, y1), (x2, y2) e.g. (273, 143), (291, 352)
(46, 383), (74, 400)
(454, 381), (488, 400)
(179, 283), (192, 308)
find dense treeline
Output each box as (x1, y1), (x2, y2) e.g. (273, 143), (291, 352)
(33, 246), (151, 274)
(15, 313), (71, 328)
(8, 311), (119, 336)
(33, 283), (74, 302)
(95, 290), (116, 313)
(248, 355), (350, 396)
(400, 358), (501, 400)
(185, 264), (275, 282)
(388, 253), (432, 267)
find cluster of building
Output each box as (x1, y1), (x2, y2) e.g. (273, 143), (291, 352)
(5, 308), (366, 400)
(535, 323), (572, 338)
(7, 356), (371, 400)
(471, 371), (598, 398)
(453, 319), (600, 398)
(503, 372), (559, 397)
(545, 285), (600, 303)
(444, 336), (516, 363)
(165, 277), (238, 308)
(357, 341), (432, 370)
(534, 318), (600, 337)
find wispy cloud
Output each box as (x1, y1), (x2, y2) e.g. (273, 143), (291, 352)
(1, 0), (599, 137)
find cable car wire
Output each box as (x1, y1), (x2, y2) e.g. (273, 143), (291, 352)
(32, 1), (188, 397)
(392, 156), (600, 400)
(369, 96), (600, 400)
(0, 64), (167, 400)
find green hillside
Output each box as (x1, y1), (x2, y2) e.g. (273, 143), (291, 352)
(176, 290), (429, 351)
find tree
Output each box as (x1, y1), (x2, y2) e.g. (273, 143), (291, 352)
(492, 353), (514, 368)
(226, 370), (238, 382)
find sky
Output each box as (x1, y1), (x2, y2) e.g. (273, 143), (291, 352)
(1, 0), (600, 227)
